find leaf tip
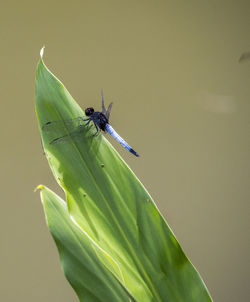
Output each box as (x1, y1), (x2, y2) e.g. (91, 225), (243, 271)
(40, 46), (45, 59)
(34, 184), (44, 192)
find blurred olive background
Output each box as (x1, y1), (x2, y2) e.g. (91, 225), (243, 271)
(0, 0), (249, 301)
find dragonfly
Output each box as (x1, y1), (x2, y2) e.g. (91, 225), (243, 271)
(42, 92), (139, 157)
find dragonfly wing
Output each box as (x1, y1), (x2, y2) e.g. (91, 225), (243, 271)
(42, 117), (88, 133)
(49, 124), (92, 145)
(105, 102), (113, 120)
(101, 90), (113, 120)
(105, 124), (139, 157)
(101, 89), (106, 115)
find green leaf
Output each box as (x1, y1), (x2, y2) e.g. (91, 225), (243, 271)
(39, 185), (136, 302)
(35, 52), (212, 301)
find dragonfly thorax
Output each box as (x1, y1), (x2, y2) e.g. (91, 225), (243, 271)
(92, 112), (108, 131)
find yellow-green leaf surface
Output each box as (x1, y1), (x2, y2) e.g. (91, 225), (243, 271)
(36, 53), (212, 301)
(39, 185), (136, 302)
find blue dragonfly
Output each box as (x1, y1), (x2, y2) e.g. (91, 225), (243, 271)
(42, 92), (139, 157)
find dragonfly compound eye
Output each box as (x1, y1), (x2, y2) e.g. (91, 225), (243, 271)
(85, 107), (94, 116)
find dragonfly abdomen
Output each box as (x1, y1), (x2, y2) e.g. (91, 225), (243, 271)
(105, 124), (139, 157)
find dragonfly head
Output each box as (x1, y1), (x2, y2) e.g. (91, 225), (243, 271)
(85, 107), (94, 116)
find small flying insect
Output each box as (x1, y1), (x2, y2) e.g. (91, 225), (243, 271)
(43, 92), (139, 157)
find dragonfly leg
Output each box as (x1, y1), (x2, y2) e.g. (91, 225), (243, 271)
(93, 124), (100, 137)
(84, 119), (91, 126)
(76, 119), (91, 131)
